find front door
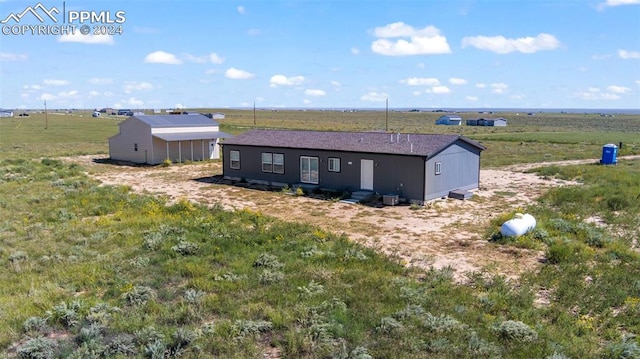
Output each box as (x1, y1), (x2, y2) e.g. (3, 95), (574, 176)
(360, 159), (373, 190)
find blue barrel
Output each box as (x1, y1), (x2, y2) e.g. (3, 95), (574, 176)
(601, 144), (618, 165)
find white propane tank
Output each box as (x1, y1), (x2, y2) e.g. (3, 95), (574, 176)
(500, 213), (537, 237)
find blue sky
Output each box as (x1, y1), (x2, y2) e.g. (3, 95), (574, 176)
(1, 0), (639, 110)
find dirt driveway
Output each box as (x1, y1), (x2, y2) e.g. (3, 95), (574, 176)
(71, 156), (617, 282)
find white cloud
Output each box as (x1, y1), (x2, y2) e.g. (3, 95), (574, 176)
(225, 67), (254, 79)
(89, 78), (113, 85)
(183, 53), (207, 63)
(237, 6), (245, 14)
(510, 94), (526, 100)
(331, 80), (341, 87)
(636, 80), (640, 85)
(144, 51), (182, 64)
(429, 86), (451, 94)
(371, 22), (451, 56)
(360, 91), (388, 102)
(58, 90), (79, 98)
(304, 89), (326, 96)
(575, 90), (621, 100)
(88, 90), (100, 97)
(618, 49), (640, 59)
(303, 99), (311, 105)
(476, 83), (486, 88)
(209, 53), (225, 64)
(607, 85), (630, 93)
(270, 74), (304, 87)
(58, 33), (114, 45)
(412, 90), (422, 96)
(44, 79), (69, 86)
(0, 52), (27, 61)
(449, 77), (467, 85)
(124, 81), (153, 93)
(39, 93), (57, 101)
(600, 0), (640, 8)
(491, 83), (509, 94)
(23, 84), (42, 90)
(351, 47), (360, 55)
(462, 33), (560, 54)
(126, 97), (144, 107)
(402, 77), (440, 86)
(466, 96), (479, 101)
(205, 69), (218, 75)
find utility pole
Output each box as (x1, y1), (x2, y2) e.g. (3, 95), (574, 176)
(385, 98), (388, 132)
(253, 101), (256, 126)
(44, 99), (48, 129)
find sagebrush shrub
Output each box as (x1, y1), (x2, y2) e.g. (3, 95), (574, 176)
(17, 337), (57, 359)
(494, 320), (538, 343)
(122, 285), (156, 306)
(253, 253), (283, 269)
(232, 319), (273, 339)
(23, 316), (48, 334)
(171, 240), (199, 255)
(259, 269), (284, 284)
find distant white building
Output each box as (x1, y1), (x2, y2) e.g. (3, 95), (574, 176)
(211, 112), (225, 120)
(0, 109), (14, 118)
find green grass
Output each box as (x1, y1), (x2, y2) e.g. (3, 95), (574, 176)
(1, 110), (640, 357)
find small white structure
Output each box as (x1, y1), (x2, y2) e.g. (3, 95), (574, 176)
(0, 109), (14, 118)
(501, 213), (537, 237)
(92, 111), (101, 117)
(108, 114), (232, 164)
(211, 112), (225, 120)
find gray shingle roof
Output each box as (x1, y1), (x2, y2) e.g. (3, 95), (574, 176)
(222, 130), (485, 157)
(133, 114), (219, 127)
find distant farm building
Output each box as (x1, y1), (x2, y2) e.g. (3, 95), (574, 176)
(0, 109), (14, 118)
(466, 118), (507, 127)
(435, 114), (462, 125)
(108, 114), (232, 164)
(221, 130), (486, 203)
(211, 112), (225, 120)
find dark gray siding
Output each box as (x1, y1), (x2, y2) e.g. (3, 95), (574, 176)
(424, 140), (481, 200)
(222, 145), (426, 201)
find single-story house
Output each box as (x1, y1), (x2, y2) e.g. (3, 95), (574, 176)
(435, 114), (463, 125)
(109, 114), (232, 164)
(220, 130), (486, 203)
(466, 118), (507, 126)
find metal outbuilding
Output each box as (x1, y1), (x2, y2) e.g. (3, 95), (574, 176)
(108, 114), (232, 164)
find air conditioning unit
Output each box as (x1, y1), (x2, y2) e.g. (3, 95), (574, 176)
(383, 194), (399, 206)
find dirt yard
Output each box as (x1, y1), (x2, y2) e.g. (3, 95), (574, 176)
(69, 155), (601, 282)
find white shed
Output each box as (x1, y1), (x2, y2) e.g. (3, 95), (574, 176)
(211, 112), (225, 120)
(108, 114), (232, 164)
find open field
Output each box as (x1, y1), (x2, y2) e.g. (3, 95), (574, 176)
(0, 110), (639, 357)
(2, 110), (638, 165)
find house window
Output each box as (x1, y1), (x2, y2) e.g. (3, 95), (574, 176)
(435, 161), (442, 175)
(300, 156), (319, 184)
(273, 153), (284, 174)
(230, 150), (240, 169)
(328, 157), (340, 172)
(134, 143), (138, 151)
(262, 153), (273, 172)
(262, 153), (284, 174)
